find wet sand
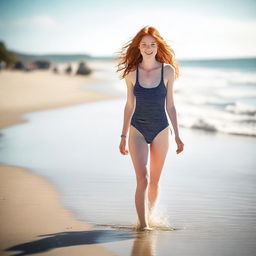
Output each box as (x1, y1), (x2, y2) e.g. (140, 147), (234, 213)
(0, 69), (119, 256)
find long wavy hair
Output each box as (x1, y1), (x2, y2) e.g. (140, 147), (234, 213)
(114, 25), (180, 80)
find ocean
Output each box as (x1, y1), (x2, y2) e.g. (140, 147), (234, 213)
(87, 57), (256, 137)
(175, 57), (256, 137)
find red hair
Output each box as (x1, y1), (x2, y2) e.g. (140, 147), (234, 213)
(115, 25), (180, 80)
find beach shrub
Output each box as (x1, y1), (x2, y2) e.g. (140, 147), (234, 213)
(0, 41), (18, 68)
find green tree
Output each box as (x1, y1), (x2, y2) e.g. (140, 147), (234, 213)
(0, 41), (18, 67)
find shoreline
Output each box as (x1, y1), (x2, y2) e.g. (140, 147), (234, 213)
(0, 69), (120, 130)
(0, 69), (120, 255)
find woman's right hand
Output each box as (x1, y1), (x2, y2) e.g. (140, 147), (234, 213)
(119, 138), (129, 155)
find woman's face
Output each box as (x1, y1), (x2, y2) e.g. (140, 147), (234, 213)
(138, 35), (158, 59)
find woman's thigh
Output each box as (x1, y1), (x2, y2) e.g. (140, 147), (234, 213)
(149, 127), (169, 182)
(128, 125), (149, 180)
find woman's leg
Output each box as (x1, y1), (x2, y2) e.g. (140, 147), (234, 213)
(148, 127), (169, 214)
(128, 125), (150, 228)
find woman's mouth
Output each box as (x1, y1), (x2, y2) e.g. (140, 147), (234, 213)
(145, 52), (153, 55)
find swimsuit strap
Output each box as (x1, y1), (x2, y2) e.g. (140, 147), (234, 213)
(161, 63), (164, 83)
(136, 64), (139, 84)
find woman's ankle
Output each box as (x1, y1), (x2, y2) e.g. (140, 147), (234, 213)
(139, 226), (153, 231)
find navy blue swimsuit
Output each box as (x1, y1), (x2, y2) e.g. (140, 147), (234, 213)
(130, 63), (170, 144)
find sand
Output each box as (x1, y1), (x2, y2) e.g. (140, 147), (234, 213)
(0, 69), (119, 256)
(0, 69), (119, 129)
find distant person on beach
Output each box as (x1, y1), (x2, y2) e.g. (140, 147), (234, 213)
(116, 26), (184, 231)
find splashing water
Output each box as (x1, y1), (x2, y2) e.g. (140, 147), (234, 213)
(148, 207), (176, 231)
(95, 207), (178, 232)
(130, 206), (177, 231)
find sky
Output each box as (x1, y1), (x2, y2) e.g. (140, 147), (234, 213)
(0, 0), (256, 59)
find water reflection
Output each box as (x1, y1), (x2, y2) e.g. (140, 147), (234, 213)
(131, 231), (157, 256)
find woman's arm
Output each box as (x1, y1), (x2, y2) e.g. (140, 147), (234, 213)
(119, 74), (135, 155)
(121, 74), (136, 137)
(165, 65), (184, 154)
(165, 65), (179, 138)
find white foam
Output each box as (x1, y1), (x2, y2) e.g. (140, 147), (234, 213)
(148, 207), (172, 229)
(225, 102), (256, 116)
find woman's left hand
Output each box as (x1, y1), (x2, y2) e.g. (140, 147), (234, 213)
(175, 136), (184, 154)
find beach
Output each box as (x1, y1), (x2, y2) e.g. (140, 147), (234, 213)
(0, 60), (255, 256)
(0, 68), (120, 129)
(1, 0), (255, 253)
(0, 68), (120, 256)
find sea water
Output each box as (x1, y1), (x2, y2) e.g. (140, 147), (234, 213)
(87, 58), (256, 137)
(0, 97), (255, 256)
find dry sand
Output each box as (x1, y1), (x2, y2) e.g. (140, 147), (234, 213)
(0, 69), (120, 256)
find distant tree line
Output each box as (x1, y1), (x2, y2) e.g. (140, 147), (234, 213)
(0, 41), (92, 75)
(0, 41), (18, 67)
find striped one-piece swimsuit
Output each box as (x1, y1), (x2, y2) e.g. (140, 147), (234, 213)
(130, 63), (170, 144)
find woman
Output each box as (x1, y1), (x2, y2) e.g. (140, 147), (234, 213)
(116, 26), (184, 231)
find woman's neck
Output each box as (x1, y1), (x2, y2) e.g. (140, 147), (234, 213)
(139, 59), (161, 71)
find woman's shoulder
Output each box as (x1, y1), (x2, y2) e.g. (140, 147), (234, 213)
(163, 63), (175, 75)
(163, 63), (174, 70)
(125, 68), (136, 86)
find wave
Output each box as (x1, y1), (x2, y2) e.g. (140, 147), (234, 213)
(225, 102), (256, 116)
(191, 118), (218, 132)
(180, 117), (256, 137)
(229, 81), (256, 87)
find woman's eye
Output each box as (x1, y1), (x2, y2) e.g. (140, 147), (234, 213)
(141, 44), (156, 47)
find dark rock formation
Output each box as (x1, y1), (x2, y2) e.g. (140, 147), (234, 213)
(13, 61), (26, 70)
(53, 66), (59, 73)
(33, 60), (51, 69)
(76, 61), (92, 75)
(65, 64), (72, 74)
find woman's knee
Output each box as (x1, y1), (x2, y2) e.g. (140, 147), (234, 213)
(149, 179), (159, 189)
(136, 170), (150, 188)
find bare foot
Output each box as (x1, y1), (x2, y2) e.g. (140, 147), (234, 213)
(139, 226), (153, 231)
